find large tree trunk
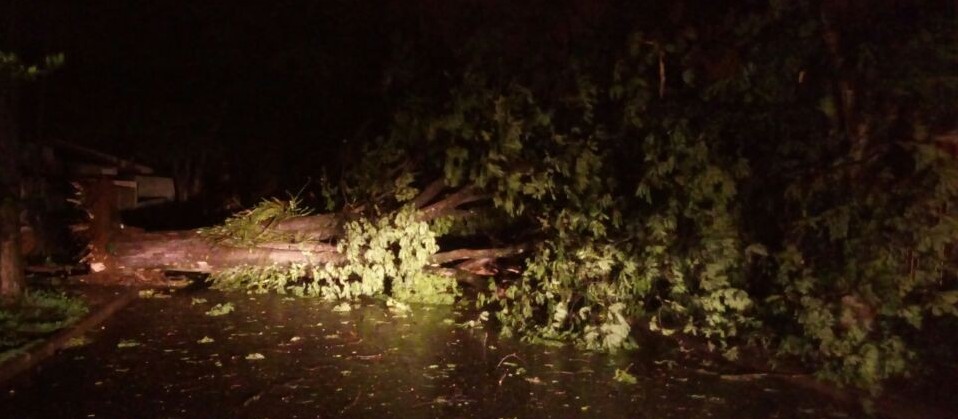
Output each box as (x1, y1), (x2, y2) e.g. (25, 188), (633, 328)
(0, 199), (25, 300)
(0, 0), (25, 300)
(101, 228), (527, 275)
(103, 230), (345, 273)
(87, 180), (526, 285)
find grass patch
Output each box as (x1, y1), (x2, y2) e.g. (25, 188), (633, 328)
(0, 290), (88, 362)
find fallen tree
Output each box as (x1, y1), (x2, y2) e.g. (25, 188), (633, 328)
(74, 1), (958, 400)
(83, 180), (527, 299)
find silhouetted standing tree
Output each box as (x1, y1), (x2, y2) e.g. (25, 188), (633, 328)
(0, 0), (25, 302)
(1, 0), (62, 301)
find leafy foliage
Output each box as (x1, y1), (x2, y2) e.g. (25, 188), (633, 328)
(207, 0), (957, 396)
(0, 52), (64, 82)
(313, 206), (456, 304)
(349, 0), (956, 394)
(210, 206), (457, 305)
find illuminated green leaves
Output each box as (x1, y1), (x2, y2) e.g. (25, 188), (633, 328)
(210, 205), (455, 306)
(199, 197), (310, 247)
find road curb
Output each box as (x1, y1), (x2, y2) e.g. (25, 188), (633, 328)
(0, 288), (139, 385)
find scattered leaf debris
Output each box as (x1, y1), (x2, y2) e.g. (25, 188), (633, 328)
(116, 340), (140, 349)
(205, 303), (236, 316)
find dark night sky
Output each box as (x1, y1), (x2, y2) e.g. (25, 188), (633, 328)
(16, 2), (396, 158)
(5, 0), (619, 198)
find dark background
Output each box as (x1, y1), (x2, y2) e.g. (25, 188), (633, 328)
(0, 0), (648, 239)
(9, 1), (404, 192)
(5, 1), (618, 200)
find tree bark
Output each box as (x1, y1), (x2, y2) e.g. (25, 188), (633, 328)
(0, 0), (25, 300)
(271, 213), (342, 241)
(265, 184), (486, 241)
(429, 245), (529, 265)
(104, 230), (345, 273)
(101, 228), (527, 276)
(87, 183), (526, 284)
(0, 199), (25, 300)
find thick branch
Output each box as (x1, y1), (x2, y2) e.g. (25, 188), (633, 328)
(412, 179), (447, 209)
(417, 186), (488, 222)
(429, 245), (529, 265)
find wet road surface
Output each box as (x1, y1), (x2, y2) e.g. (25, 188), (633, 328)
(1, 289), (858, 418)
